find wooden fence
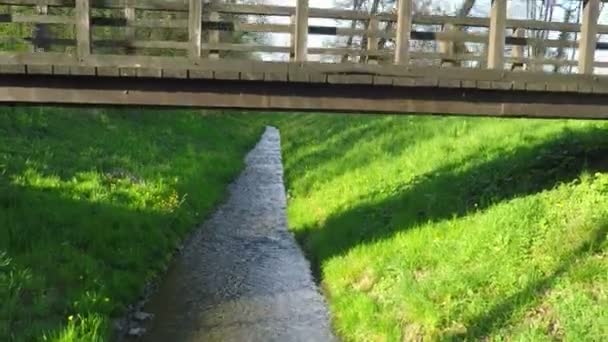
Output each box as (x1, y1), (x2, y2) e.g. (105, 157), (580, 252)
(0, 0), (605, 75)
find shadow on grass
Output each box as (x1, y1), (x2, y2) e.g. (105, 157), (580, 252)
(0, 181), (174, 340)
(449, 223), (607, 340)
(0, 107), (266, 340)
(296, 126), (608, 278)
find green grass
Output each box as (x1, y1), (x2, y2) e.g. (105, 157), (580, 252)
(0, 107), (267, 341)
(276, 114), (608, 341)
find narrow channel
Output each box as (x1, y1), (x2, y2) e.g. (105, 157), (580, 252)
(141, 127), (335, 341)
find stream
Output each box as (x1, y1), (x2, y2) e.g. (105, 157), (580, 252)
(140, 127), (335, 341)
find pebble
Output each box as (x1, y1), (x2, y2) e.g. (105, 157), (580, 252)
(128, 327), (147, 337)
(133, 311), (154, 321)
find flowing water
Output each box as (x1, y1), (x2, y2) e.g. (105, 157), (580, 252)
(140, 127), (335, 342)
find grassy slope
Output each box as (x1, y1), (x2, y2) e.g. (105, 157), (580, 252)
(0, 107), (267, 341)
(277, 114), (608, 341)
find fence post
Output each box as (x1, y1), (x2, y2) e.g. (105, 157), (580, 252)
(578, 0), (599, 74)
(33, 4), (49, 52)
(439, 23), (456, 67)
(511, 27), (525, 71)
(294, 0), (309, 62)
(188, 0), (203, 59)
(209, 11), (220, 59)
(395, 0), (412, 65)
(487, 0), (506, 69)
(367, 16), (379, 64)
(290, 14), (296, 61)
(124, 5), (135, 54)
(75, 0), (91, 61)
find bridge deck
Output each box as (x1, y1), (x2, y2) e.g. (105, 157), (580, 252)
(1, 0), (608, 118)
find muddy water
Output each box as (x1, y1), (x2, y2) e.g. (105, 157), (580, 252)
(141, 127), (335, 342)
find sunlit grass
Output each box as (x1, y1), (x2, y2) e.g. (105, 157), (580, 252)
(0, 107), (267, 341)
(277, 114), (608, 341)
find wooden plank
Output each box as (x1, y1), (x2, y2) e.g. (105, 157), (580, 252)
(213, 71), (240, 80)
(241, 72), (265, 81)
(122, 41), (189, 50)
(461, 80), (477, 88)
(0, 64), (26, 74)
(415, 77), (438, 87)
(70, 66), (95, 75)
(26, 65), (53, 74)
(546, 82), (572, 92)
(188, 69), (213, 79)
(579, 0), (600, 74)
(200, 43), (290, 54)
(487, 0), (506, 69)
(163, 69), (188, 79)
(75, 0), (91, 61)
(395, 0), (412, 65)
(119, 68), (137, 77)
(208, 3), (377, 20)
(439, 79), (461, 88)
(526, 82), (546, 91)
(5, 74), (608, 119)
(265, 72), (288, 82)
(373, 75), (393, 85)
(327, 74), (373, 84)
(96, 66), (120, 77)
(137, 68), (162, 78)
(578, 82), (593, 93)
(294, 0), (309, 62)
(491, 81), (512, 90)
(288, 69), (309, 82)
(52, 65), (70, 75)
(393, 77), (415, 86)
(0, 0), (190, 11)
(188, 0), (203, 59)
(12, 14), (72, 24)
(309, 73), (326, 83)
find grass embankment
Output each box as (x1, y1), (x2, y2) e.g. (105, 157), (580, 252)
(277, 114), (608, 341)
(0, 107), (267, 341)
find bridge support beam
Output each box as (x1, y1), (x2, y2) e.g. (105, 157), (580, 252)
(487, 0), (506, 70)
(395, 0), (412, 66)
(579, 0), (600, 74)
(4, 75), (608, 119)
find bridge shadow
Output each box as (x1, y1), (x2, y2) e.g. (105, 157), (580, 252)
(291, 124), (608, 338)
(295, 125), (608, 279)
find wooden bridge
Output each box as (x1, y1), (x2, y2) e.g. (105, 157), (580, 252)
(1, 0), (608, 118)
